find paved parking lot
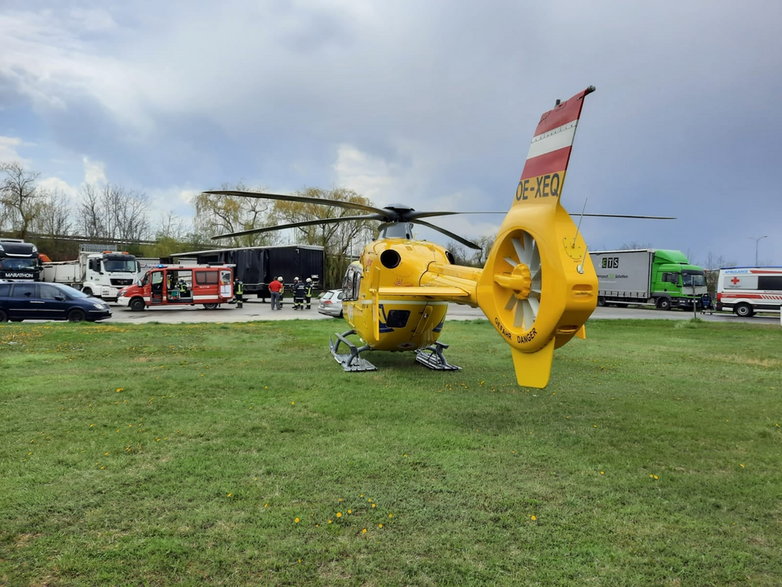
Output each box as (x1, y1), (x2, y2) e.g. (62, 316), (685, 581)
(103, 298), (779, 325)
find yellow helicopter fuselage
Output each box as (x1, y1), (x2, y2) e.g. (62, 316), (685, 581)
(342, 238), (480, 351)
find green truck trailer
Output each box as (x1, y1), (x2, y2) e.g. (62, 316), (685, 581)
(589, 249), (707, 310)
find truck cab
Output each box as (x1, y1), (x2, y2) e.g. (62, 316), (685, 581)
(0, 239), (41, 281)
(117, 265), (234, 311)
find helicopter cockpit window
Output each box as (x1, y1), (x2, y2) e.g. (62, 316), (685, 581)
(351, 272), (361, 300)
(343, 265), (362, 301)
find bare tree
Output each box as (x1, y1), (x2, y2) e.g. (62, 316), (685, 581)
(0, 162), (43, 239)
(77, 183), (151, 243)
(32, 189), (73, 236)
(194, 183), (278, 247)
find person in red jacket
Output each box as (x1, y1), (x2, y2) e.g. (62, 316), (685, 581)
(268, 276), (284, 310)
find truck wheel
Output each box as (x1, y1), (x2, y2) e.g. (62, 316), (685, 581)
(597, 296), (606, 307)
(67, 309), (86, 322)
(656, 298), (672, 311)
(203, 303), (219, 310)
(734, 303), (754, 317)
(82, 288), (93, 297)
(129, 297), (146, 312)
(0, 309), (7, 322)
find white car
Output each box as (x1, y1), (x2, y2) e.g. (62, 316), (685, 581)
(317, 289), (344, 317)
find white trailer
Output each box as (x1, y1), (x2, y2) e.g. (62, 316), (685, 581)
(716, 267), (782, 317)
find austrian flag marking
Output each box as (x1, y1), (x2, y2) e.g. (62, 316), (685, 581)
(515, 86), (594, 205)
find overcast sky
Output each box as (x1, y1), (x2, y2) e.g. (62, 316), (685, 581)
(2, 0), (780, 267)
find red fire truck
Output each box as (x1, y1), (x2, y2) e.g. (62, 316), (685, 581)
(117, 265), (234, 311)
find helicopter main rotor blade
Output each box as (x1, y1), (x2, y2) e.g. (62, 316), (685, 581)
(212, 214), (384, 240)
(412, 219), (481, 250)
(578, 213), (676, 219)
(204, 190), (389, 216)
(407, 210), (500, 220)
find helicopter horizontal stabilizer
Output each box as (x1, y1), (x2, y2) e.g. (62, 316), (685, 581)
(377, 286), (470, 298)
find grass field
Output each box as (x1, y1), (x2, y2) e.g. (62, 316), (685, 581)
(1, 318), (781, 585)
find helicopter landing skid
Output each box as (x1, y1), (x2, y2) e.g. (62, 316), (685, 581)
(415, 342), (461, 371)
(330, 330), (377, 372)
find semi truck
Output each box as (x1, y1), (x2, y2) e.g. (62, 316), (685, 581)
(716, 266), (782, 316)
(167, 245), (325, 299)
(0, 238), (42, 281)
(41, 249), (142, 301)
(589, 249), (707, 310)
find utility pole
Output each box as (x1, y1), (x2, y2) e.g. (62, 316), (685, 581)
(751, 235), (767, 266)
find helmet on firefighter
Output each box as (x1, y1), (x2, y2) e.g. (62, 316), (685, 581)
(306, 278), (312, 283)
(277, 276), (283, 281)
(294, 276), (299, 281)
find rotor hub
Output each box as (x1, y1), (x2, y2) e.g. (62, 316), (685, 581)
(494, 263), (532, 300)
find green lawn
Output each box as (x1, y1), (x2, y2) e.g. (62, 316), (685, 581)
(1, 319), (781, 585)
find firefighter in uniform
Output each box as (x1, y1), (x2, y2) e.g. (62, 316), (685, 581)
(292, 277), (307, 310)
(234, 280), (244, 307)
(304, 278), (314, 309)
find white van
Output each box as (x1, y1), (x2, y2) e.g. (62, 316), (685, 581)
(716, 267), (782, 317)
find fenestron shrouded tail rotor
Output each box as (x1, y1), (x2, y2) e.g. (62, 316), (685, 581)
(476, 87), (599, 388)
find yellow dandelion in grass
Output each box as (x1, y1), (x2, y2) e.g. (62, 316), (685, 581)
(115, 388), (124, 393)
(739, 463), (746, 468)
(263, 503), (270, 508)
(347, 509), (352, 514)
(327, 519), (333, 524)
(336, 512), (343, 518)
(599, 471), (605, 475)
(294, 517), (301, 524)
(371, 503), (377, 509)
(361, 528), (367, 534)
(387, 513), (394, 519)
(649, 474), (660, 480)
(530, 515), (537, 521)
(226, 492), (233, 497)
(290, 401), (296, 405)
(377, 523), (384, 529)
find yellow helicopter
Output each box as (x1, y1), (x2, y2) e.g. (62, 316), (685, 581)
(208, 86), (665, 388)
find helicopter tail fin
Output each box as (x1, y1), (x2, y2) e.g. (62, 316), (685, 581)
(476, 87), (598, 388)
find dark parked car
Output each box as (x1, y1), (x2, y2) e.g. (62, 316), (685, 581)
(0, 281), (112, 322)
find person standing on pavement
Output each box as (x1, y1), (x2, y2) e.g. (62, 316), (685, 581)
(268, 276), (284, 310)
(292, 277), (307, 310)
(304, 278), (314, 309)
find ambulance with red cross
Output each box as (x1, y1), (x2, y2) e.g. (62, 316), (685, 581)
(716, 267), (782, 317)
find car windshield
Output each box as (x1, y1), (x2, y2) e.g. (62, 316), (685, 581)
(0, 258), (36, 270)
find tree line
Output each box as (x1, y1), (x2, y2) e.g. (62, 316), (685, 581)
(1, 161), (492, 287)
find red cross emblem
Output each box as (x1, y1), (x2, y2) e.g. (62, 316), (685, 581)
(730, 277), (740, 285)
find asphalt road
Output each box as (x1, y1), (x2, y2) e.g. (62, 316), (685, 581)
(102, 298), (781, 326)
